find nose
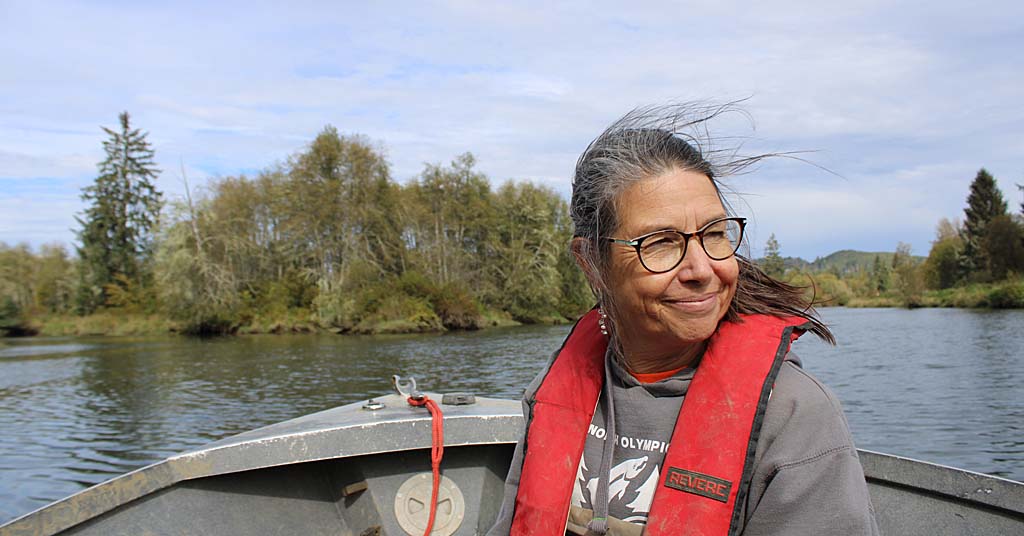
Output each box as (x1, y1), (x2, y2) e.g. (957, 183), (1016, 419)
(674, 236), (714, 284)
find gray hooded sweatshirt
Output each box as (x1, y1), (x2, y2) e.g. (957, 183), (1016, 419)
(487, 350), (880, 535)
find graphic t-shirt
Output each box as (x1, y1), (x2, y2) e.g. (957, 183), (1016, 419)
(568, 358), (692, 528)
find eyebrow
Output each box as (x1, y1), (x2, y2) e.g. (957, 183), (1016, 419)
(632, 213), (729, 236)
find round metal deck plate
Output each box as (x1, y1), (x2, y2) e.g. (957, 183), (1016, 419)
(394, 473), (465, 536)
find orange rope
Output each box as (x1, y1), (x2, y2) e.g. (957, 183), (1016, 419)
(408, 395), (444, 535)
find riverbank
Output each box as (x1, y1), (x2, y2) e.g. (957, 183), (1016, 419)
(15, 308), (535, 338)
(842, 279), (1024, 309)
(7, 279), (1022, 338)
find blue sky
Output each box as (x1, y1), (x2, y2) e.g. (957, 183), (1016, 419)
(2, 0), (1022, 260)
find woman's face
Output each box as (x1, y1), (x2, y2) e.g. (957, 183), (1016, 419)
(605, 168), (739, 363)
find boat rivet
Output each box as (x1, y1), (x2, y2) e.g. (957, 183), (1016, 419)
(363, 399), (385, 411)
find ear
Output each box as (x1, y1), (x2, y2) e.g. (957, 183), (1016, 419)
(571, 237), (602, 290)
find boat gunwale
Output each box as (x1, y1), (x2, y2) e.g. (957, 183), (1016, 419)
(2, 395), (1023, 535)
(0, 394), (523, 536)
(858, 449), (1024, 515)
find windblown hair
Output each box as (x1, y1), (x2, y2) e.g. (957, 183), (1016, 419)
(570, 102), (835, 344)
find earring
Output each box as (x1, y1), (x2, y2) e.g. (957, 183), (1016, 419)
(598, 308), (609, 336)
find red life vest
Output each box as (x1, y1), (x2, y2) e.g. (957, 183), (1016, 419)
(509, 309), (808, 536)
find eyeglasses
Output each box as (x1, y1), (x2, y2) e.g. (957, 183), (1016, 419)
(605, 217), (747, 273)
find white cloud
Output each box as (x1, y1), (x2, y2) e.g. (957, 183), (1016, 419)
(2, 0), (1022, 255)
(0, 151), (95, 181)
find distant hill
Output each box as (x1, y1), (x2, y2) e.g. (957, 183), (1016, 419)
(782, 256), (811, 271)
(757, 249), (926, 275)
(812, 250), (897, 275)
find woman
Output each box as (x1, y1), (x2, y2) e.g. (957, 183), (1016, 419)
(488, 104), (879, 535)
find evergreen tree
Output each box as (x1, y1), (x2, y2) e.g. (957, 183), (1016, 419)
(762, 233), (785, 277)
(959, 168), (1007, 279)
(982, 215), (1024, 280)
(1018, 183), (1023, 215)
(870, 254), (889, 294)
(75, 112), (162, 312)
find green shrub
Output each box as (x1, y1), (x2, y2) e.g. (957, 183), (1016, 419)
(394, 271), (483, 330)
(987, 281), (1024, 309)
(431, 283), (483, 330)
(0, 295), (21, 333)
(313, 286), (357, 330)
(354, 294), (443, 334)
(254, 270), (315, 315)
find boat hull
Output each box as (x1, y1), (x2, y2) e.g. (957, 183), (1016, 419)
(2, 394), (1022, 535)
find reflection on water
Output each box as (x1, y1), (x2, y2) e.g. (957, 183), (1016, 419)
(1, 308), (1022, 524)
(0, 342), (96, 359)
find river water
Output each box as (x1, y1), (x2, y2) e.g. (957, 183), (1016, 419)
(1, 307), (1022, 524)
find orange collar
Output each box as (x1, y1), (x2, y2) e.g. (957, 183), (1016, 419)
(630, 364), (689, 383)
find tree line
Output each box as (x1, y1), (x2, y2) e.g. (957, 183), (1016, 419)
(1, 114), (1022, 337)
(1, 115), (591, 335)
(761, 168), (1024, 308)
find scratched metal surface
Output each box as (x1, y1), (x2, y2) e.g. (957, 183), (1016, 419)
(0, 395), (523, 536)
(2, 395), (1023, 535)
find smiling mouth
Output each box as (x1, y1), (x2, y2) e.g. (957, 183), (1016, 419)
(665, 293), (718, 312)
(669, 293), (716, 303)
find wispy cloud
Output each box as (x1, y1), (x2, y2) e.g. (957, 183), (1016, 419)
(2, 0), (1022, 259)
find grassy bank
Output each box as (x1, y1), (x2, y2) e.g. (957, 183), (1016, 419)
(32, 312), (177, 337)
(19, 307), (532, 338)
(12, 280), (1022, 338)
(842, 279), (1024, 309)
(233, 307), (527, 336)
(920, 279), (1024, 308)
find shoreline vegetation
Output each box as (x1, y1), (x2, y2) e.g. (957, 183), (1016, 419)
(818, 278), (1024, 309)
(5, 241), (1024, 339)
(21, 307), (529, 338)
(2, 117), (1023, 339)
(15, 276), (1024, 338)
(14, 278), (1022, 338)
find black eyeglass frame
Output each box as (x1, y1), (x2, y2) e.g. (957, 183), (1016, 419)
(605, 217), (747, 274)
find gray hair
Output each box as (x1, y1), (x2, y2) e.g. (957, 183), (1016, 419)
(570, 102), (835, 345)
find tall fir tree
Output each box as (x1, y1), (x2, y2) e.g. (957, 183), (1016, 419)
(959, 168), (1007, 278)
(75, 112), (162, 312)
(870, 254), (889, 294)
(762, 233), (785, 277)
